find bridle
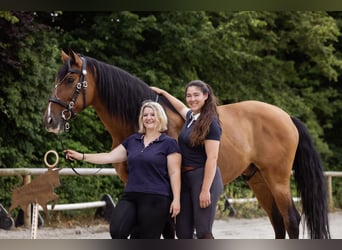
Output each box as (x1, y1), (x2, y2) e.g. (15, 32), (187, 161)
(48, 56), (90, 176)
(49, 56), (88, 132)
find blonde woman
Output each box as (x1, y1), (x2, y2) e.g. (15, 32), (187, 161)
(65, 101), (181, 239)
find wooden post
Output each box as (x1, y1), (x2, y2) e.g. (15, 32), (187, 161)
(327, 175), (333, 210)
(23, 175), (31, 227)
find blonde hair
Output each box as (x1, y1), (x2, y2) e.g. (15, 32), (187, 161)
(138, 100), (168, 133)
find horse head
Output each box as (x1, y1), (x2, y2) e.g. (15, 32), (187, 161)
(43, 50), (96, 134)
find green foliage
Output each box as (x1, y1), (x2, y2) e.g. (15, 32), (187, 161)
(0, 11), (19, 23)
(0, 12), (60, 168)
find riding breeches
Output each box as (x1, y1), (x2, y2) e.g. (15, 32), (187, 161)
(176, 167), (223, 239)
(109, 192), (171, 239)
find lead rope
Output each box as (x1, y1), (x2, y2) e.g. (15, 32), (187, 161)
(57, 133), (82, 176)
(57, 133), (102, 176)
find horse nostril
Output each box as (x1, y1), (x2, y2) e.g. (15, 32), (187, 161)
(48, 116), (53, 124)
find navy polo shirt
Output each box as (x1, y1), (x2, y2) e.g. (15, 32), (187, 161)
(122, 133), (180, 197)
(178, 110), (222, 168)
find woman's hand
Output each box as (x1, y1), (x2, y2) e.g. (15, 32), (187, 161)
(169, 199), (180, 218)
(64, 149), (83, 161)
(199, 190), (211, 208)
(150, 86), (164, 95)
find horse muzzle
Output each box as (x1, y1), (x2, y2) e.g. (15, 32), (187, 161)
(44, 112), (65, 134)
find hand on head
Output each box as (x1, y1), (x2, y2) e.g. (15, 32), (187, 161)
(150, 86), (163, 94)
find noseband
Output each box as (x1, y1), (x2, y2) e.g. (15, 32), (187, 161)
(49, 57), (88, 132)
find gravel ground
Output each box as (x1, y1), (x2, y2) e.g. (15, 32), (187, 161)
(1, 212), (341, 239)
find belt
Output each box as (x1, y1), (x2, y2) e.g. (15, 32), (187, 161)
(181, 166), (196, 173)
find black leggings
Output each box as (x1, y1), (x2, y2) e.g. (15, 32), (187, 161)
(109, 192), (171, 239)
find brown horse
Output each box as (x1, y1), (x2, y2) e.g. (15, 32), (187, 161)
(43, 50), (330, 239)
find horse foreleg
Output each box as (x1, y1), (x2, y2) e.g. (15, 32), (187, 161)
(246, 170), (286, 239)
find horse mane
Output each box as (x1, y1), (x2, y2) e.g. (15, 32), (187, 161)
(57, 55), (178, 130)
(89, 57), (158, 126)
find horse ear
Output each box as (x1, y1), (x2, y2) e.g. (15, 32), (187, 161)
(61, 50), (69, 63)
(69, 49), (83, 68)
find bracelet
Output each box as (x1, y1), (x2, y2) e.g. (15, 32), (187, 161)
(82, 153), (85, 161)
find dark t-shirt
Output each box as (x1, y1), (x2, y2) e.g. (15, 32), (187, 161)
(122, 133), (180, 196)
(178, 110), (222, 168)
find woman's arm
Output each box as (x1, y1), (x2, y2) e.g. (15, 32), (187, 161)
(151, 86), (189, 120)
(64, 144), (127, 165)
(167, 152), (181, 218)
(199, 139), (220, 208)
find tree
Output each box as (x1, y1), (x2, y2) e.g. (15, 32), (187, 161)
(0, 11), (60, 168)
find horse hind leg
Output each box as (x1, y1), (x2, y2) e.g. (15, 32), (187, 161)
(273, 190), (301, 238)
(261, 169), (301, 239)
(245, 167), (286, 238)
(286, 199), (301, 238)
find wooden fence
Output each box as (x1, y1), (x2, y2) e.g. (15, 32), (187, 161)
(0, 168), (341, 203)
(0, 168), (341, 204)
(0, 168), (341, 224)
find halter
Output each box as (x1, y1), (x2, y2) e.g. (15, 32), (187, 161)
(49, 56), (88, 132)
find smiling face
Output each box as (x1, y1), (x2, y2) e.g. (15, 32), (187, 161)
(185, 86), (208, 114)
(142, 106), (158, 131)
(138, 101), (168, 134)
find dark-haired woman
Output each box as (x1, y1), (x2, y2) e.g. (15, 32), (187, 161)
(151, 80), (223, 239)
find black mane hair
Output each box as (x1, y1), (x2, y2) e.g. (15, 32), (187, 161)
(57, 55), (180, 130)
(58, 55), (159, 129)
(88, 56), (157, 127)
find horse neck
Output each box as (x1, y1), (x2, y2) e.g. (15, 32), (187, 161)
(90, 87), (184, 147)
(91, 97), (134, 148)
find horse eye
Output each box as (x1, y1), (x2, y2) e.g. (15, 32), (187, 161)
(66, 77), (75, 84)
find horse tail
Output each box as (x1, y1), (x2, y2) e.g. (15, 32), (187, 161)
(291, 116), (331, 239)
